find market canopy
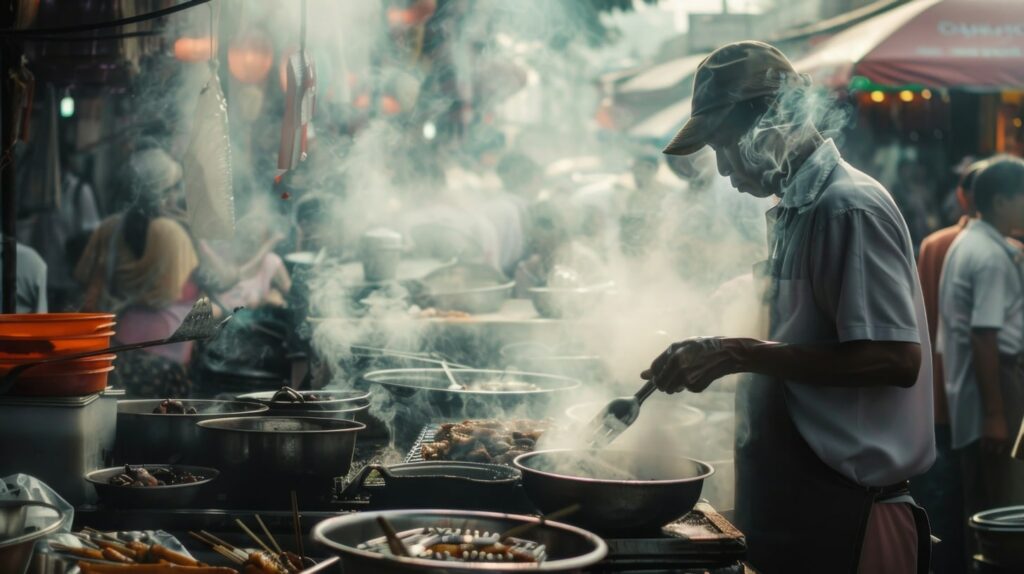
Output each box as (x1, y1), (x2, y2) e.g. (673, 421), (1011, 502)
(795, 0), (1024, 90)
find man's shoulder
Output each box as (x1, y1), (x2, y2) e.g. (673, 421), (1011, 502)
(945, 226), (1008, 270)
(809, 162), (905, 233)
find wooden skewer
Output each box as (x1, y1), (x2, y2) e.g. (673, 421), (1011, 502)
(213, 545), (245, 565)
(235, 519), (275, 555)
(375, 516), (410, 557)
(254, 514), (284, 555)
(192, 530), (247, 562)
(290, 490), (305, 564)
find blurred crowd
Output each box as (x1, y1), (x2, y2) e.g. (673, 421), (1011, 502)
(7, 133), (768, 400)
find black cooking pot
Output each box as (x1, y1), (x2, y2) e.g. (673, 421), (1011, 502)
(971, 506), (1024, 568)
(514, 448), (713, 537)
(340, 461), (534, 513)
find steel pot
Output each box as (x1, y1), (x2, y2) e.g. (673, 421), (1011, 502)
(85, 465), (219, 509)
(0, 500), (64, 574)
(971, 506), (1024, 568)
(116, 400), (268, 464)
(514, 449), (713, 536)
(527, 282), (614, 319)
(197, 416), (364, 490)
(312, 509), (607, 574)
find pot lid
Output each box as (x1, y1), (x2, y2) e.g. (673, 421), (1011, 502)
(971, 506), (1024, 531)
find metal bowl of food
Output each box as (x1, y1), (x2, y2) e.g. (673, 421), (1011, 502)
(0, 500), (65, 574)
(513, 449), (713, 536)
(362, 368), (579, 418)
(116, 399), (268, 464)
(528, 282), (614, 319)
(417, 263), (515, 314)
(85, 465), (219, 509)
(237, 387), (370, 413)
(197, 417), (364, 490)
(500, 343), (610, 381)
(312, 508), (607, 573)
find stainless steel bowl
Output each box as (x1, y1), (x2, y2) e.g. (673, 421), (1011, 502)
(971, 506), (1024, 568)
(116, 399), (268, 464)
(85, 465), (219, 509)
(236, 389), (370, 415)
(362, 369), (580, 437)
(196, 417), (364, 488)
(0, 500), (64, 574)
(418, 262), (515, 314)
(312, 509), (607, 573)
(514, 449), (713, 536)
(528, 283), (614, 319)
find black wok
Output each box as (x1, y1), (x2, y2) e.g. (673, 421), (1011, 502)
(513, 448), (713, 536)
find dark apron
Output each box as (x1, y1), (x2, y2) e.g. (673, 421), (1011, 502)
(735, 264), (931, 574)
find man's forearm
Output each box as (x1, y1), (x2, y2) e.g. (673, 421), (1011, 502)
(729, 338), (921, 388)
(971, 330), (1005, 418)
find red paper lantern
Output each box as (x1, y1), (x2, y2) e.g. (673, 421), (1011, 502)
(174, 37), (215, 62)
(228, 34), (274, 84)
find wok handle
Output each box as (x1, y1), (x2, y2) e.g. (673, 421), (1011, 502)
(336, 464), (387, 499)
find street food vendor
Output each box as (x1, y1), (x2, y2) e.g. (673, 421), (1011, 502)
(644, 41), (935, 574)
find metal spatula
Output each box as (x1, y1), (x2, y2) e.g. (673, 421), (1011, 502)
(586, 379), (658, 448)
(0, 297), (231, 394)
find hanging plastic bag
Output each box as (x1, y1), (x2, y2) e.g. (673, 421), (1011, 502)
(183, 63), (235, 240)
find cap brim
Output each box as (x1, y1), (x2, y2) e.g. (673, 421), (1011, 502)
(663, 105), (732, 156)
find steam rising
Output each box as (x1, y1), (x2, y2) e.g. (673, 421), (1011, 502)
(142, 1), (837, 510)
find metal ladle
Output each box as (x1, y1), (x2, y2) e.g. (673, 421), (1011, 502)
(0, 298), (232, 394)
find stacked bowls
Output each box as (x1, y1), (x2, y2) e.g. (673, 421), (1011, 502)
(0, 314), (116, 396)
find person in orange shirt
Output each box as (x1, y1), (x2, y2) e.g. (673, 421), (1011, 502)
(912, 158), (987, 574)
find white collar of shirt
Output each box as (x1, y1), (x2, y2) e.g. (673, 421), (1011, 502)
(967, 218), (1021, 263)
(777, 138), (841, 213)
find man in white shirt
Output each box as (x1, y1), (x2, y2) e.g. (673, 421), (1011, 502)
(938, 156), (1024, 517)
(648, 41), (934, 574)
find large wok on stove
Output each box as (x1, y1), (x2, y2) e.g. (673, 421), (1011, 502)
(361, 369), (579, 436)
(514, 449), (713, 536)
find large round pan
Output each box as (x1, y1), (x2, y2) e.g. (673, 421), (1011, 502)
(513, 448), (713, 536)
(116, 399), (269, 464)
(362, 368), (579, 422)
(313, 509), (606, 574)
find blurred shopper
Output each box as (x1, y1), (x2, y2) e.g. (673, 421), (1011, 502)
(648, 41), (933, 574)
(18, 142), (101, 311)
(938, 157), (1024, 523)
(620, 154), (670, 258)
(75, 147), (197, 398)
(890, 158), (933, 249)
(214, 214), (291, 310)
(514, 200), (605, 297)
(484, 153), (535, 276)
(912, 159), (987, 574)
(0, 243), (47, 313)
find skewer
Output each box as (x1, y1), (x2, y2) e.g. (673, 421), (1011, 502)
(212, 545), (245, 565)
(235, 519), (275, 555)
(500, 504), (581, 541)
(194, 530), (248, 562)
(375, 516), (410, 557)
(290, 490), (305, 564)
(254, 514), (284, 555)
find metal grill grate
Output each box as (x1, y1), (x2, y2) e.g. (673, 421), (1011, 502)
(403, 424), (440, 463)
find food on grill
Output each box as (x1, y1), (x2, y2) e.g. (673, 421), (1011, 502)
(421, 419), (553, 465)
(78, 564), (236, 573)
(152, 399), (198, 414)
(358, 527), (547, 563)
(467, 380), (541, 392)
(416, 307), (472, 319)
(270, 386), (324, 403)
(108, 465), (206, 487)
